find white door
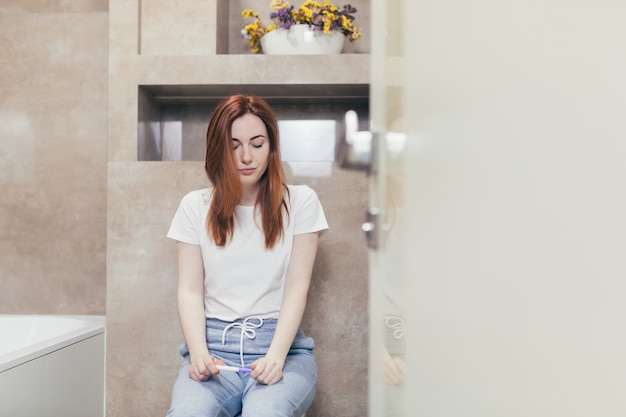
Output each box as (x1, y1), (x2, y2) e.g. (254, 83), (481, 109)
(361, 1), (626, 416)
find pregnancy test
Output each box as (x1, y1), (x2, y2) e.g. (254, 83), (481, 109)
(216, 365), (253, 373)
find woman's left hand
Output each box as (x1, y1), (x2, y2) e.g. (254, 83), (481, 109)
(250, 356), (284, 385)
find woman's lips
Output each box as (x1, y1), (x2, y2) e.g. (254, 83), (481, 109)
(239, 168), (255, 175)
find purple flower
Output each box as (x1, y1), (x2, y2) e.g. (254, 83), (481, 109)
(270, 5), (296, 29)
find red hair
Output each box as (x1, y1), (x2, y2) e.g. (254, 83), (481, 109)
(204, 94), (289, 249)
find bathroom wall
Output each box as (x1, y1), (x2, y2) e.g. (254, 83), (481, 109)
(0, 1), (108, 314)
(0, 1), (370, 415)
(107, 1), (370, 416)
(106, 163), (369, 417)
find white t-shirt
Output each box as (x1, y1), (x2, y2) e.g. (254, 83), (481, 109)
(167, 185), (329, 321)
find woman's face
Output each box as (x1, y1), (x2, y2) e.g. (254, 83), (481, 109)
(230, 113), (270, 189)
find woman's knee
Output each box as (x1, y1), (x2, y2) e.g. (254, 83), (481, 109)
(167, 380), (242, 417)
(166, 402), (213, 417)
(241, 375), (316, 417)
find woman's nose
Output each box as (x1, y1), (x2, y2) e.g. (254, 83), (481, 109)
(240, 145), (252, 162)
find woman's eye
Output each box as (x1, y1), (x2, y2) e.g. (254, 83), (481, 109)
(252, 143), (263, 149)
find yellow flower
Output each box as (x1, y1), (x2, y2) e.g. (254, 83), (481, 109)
(303, 1), (323, 9)
(241, 9), (259, 19)
(270, 0), (286, 9)
(340, 15), (349, 29)
(300, 7), (313, 21)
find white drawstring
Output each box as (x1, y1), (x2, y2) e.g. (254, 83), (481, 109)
(221, 316), (264, 367)
(385, 316), (406, 340)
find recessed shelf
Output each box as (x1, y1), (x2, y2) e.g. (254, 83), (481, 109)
(141, 84), (368, 104)
(138, 84), (370, 163)
(136, 54), (370, 87)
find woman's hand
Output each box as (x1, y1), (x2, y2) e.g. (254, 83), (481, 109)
(250, 356), (284, 385)
(383, 348), (406, 385)
(188, 352), (224, 382)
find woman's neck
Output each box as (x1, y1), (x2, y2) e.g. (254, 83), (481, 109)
(240, 185), (259, 206)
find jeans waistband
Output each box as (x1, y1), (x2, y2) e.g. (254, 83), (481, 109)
(217, 316), (265, 367)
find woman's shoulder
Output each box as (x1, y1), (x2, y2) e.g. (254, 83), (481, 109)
(286, 184), (323, 208)
(286, 184), (319, 202)
(180, 187), (213, 206)
(285, 184), (328, 230)
(286, 184), (316, 197)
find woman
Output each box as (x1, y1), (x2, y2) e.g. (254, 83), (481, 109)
(166, 94), (328, 417)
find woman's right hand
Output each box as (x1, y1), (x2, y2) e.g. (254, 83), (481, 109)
(188, 352), (224, 382)
(383, 347), (406, 385)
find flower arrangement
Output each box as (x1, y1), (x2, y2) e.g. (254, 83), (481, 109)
(241, 0), (361, 53)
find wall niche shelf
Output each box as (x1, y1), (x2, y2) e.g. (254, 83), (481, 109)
(138, 84), (370, 163)
(135, 54), (370, 87)
(139, 0), (370, 56)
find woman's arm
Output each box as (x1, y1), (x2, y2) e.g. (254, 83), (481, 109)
(176, 241), (222, 381)
(250, 232), (320, 385)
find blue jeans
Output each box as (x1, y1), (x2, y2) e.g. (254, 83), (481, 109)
(166, 317), (317, 417)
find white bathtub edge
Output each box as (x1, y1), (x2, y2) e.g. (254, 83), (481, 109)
(0, 315), (105, 373)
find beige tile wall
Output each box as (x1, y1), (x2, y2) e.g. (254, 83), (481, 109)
(108, 1), (371, 416)
(0, 0), (369, 415)
(0, 2), (108, 314)
(106, 162), (369, 417)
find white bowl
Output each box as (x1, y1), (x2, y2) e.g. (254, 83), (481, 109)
(261, 24), (346, 55)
